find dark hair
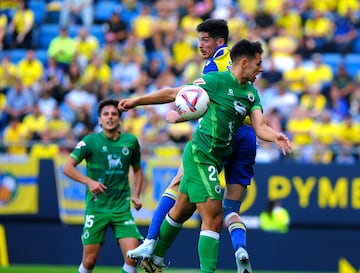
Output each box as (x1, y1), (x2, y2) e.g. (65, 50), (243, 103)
(97, 99), (122, 117)
(196, 18), (229, 44)
(230, 39), (263, 62)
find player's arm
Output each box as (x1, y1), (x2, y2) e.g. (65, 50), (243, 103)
(118, 86), (182, 111)
(250, 109), (292, 155)
(63, 157), (107, 197)
(131, 165), (143, 211)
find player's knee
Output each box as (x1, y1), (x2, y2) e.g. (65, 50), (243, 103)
(223, 199), (241, 224)
(82, 256), (96, 270)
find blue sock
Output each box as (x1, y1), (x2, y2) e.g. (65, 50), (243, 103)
(228, 221), (247, 250)
(147, 188), (177, 240)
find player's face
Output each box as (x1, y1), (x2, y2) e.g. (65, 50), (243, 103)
(198, 32), (221, 59)
(244, 53), (263, 82)
(98, 105), (121, 132)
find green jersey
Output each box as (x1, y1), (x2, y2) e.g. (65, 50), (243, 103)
(193, 71), (262, 157)
(70, 131), (141, 214)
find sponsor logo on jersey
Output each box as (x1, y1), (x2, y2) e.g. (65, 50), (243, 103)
(227, 88), (234, 96)
(193, 78), (206, 85)
(75, 141), (86, 149)
(107, 154), (122, 169)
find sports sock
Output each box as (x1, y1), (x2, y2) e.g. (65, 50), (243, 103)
(122, 263), (136, 273)
(153, 214), (182, 257)
(228, 221), (247, 250)
(78, 263), (92, 273)
(198, 230), (219, 273)
(147, 188), (177, 240)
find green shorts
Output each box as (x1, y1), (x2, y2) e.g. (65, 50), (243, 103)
(81, 211), (143, 245)
(180, 141), (223, 203)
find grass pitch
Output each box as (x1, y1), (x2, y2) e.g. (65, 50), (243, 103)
(0, 264), (336, 273)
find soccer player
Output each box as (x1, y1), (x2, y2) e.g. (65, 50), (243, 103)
(127, 18), (256, 273)
(63, 99), (144, 273)
(118, 39), (292, 273)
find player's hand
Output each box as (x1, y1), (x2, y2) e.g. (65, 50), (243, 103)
(131, 197), (142, 211)
(275, 133), (292, 155)
(166, 109), (181, 123)
(118, 98), (138, 112)
(88, 180), (107, 198)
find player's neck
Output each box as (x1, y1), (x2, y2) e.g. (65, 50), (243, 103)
(103, 130), (120, 140)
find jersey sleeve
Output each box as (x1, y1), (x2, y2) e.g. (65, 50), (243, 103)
(131, 136), (141, 170)
(70, 135), (92, 163)
(192, 72), (219, 99)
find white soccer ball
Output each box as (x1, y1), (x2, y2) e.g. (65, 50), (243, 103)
(175, 85), (210, 121)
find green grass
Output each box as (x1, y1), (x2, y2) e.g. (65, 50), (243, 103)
(0, 265), (336, 273)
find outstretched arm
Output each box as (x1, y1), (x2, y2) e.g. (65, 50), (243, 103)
(250, 109), (292, 155)
(118, 86), (182, 112)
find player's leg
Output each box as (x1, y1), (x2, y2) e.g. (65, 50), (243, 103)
(78, 213), (108, 272)
(223, 124), (256, 273)
(114, 213), (144, 273)
(127, 164), (183, 260)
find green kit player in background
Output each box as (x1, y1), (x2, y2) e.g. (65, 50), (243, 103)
(118, 39), (292, 273)
(63, 99), (144, 273)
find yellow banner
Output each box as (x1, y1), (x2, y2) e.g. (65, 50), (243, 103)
(0, 155), (38, 214)
(54, 154), (200, 228)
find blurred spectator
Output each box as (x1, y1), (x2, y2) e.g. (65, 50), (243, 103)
(304, 53), (333, 91)
(192, 0), (214, 20)
(268, 26), (298, 71)
(0, 55), (17, 93)
(61, 60), (82, 102)
(254, 78), (277, 114)
(112, 53), (142, 94)
(313, 110), (339, 150)
(132, 4), (156, 56)
(121, 108), (147, 139)
(179, 4), (203, 47)
(41, 57), (65, 104)
(253, 10), (276, 42)
(152, 0), (179, 50)
(17, 49), (44, 99)
(74, 26), (100, 70)
(260, 57), (283, 86)
(29, 129), (60, 159)
(63, 82), (97, 121)
(82, 54), (111, 97)
(259, 199), (290, 234)
(255, 140), (282, 163)
(71, 107), (94, 141)
(101, 32), (122, 66)
(349, 84), (360, 122)
(140, 106), (170, 145)
(0, 91), (6, 131)
(22, 103), (47, 141)
(182, 53), (204, 85)
(276, 1), (303, 40)
(226, 6), (248, 45)
(286, 106), (314, 153)
(47, 105), (71, 142)
(262, 0), (285, 18)
(267, 81), (299, 128)
(299, 83), (327, 119)
(107, 79), (127, 101)
(327, 9), (358, 54)
(332, 63), (356, 102)
(169, 29), (197, 77)
(3, 116), (28, 155)
(0, 11), (7, 50)
(103, 11), (128, 46)
(303, 9), (333, 53)
(47, 27), (77, 72)
(37, 87), (58, 121)
(121, 32), (146, 67)
(282, 54), (307, 95)
(326, 85), (350, 122)
(59, 0), (94, 28)
(336, 114), (360, 148)
(4, 78), (34, 124)
(8, 0), (34, 49)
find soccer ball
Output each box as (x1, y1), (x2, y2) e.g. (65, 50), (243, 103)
(175, 85), (210, 121)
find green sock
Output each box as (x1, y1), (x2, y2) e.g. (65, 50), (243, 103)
(198, 231), (219, 273)
(153, 215), (182, 257)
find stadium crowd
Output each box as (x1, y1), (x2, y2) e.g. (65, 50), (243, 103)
(1, 0), (360, 164)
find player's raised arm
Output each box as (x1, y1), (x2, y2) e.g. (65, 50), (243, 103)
(118, 87), (182, 111)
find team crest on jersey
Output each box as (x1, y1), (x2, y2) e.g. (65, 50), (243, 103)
(122, 147), (129, 155)
(102, 146), (108, 152)
(248, 93), (255, 102)
(193, 78), (206, 85)
(75, 140), (86, 149)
